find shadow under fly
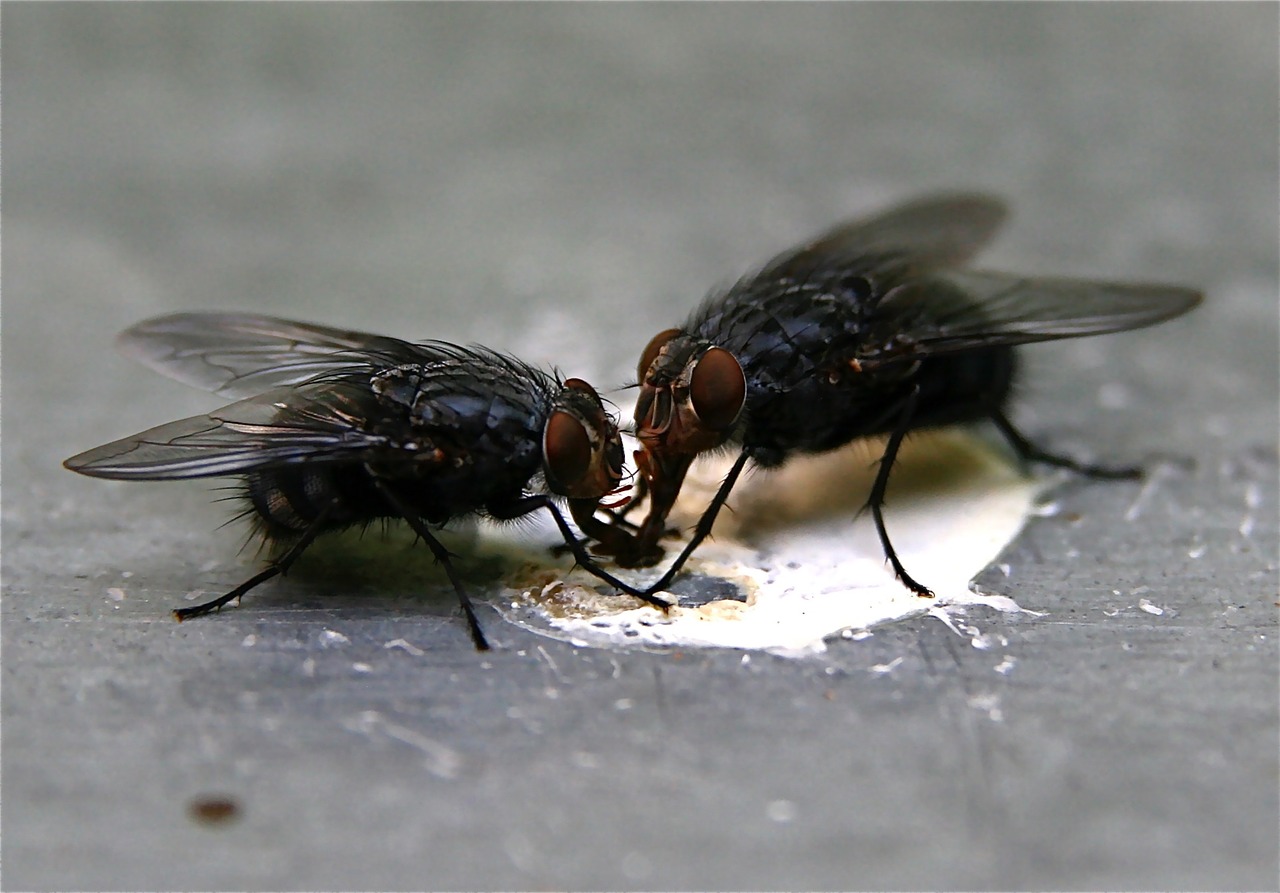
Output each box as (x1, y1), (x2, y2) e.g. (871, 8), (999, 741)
(64, 313), (669, 650)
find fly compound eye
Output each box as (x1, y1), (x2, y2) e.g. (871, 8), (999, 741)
(638, 328), (682, 383)
(562, 378), (601, 403)
(689, 347), (746, 431)
(544, 410), (593, 492)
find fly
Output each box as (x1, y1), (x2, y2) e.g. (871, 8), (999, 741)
(617, 193), (1202, 597)
(64, 312), (669, 650)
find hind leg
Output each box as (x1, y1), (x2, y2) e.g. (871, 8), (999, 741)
(989, 408), (1141, 480)
(641, 448), (753, 597)
(174, 501), (337, 621)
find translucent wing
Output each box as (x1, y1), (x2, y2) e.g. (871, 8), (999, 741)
(117, 312), (419, 399)
(871, 270), (1203, 358)
(63, 379), (392, 480)
(758, 193), (1009, 284)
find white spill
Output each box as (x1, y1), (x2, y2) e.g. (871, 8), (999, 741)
(489, 428), (1047, 657)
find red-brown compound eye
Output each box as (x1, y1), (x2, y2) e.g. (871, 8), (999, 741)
(544, 410), (592, 490)
(689, 347), (746, 431)
(637, 328), (682, 383)
(562, 378), (599, 401)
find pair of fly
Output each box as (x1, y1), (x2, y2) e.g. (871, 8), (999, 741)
(64, 194), (1202, 650)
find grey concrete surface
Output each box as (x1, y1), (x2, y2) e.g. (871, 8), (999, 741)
(4, 4), (1277, 890)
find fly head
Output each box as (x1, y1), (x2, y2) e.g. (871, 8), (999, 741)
(542, 378), (626, 501)
(628, 328), (747, 561)
(542, 377), (646, 558)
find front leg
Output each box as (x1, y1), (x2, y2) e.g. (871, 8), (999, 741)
(642, 448), (753, 596)
(548, 497), (680, 562)
(489, 496), (672, 612)
(610, 448), (700, 569)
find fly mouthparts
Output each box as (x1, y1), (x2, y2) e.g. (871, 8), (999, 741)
(604, 479), (632, 498)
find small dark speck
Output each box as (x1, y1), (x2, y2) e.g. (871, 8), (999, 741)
(188, 795), (241, 826)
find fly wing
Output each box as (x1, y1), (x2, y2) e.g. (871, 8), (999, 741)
(63, 380), (394, 480)
(117, 312), (419, 399)
(757, 193), (1009, 284)
(870, 270), (1203, 359)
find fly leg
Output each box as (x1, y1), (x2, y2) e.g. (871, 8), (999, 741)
(174, 500), (337, 621)
(642, 448), (753, 596)
(369, 474), (490, 651)
(865, 386), (934, 597)
(989, 408), (1141, 480)
(548, 497), (647, 557)
(489, 496), (672, 612)
(547, 475), (648, 558)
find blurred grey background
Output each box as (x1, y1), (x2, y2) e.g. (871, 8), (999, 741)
(4, 4), (1277, 890)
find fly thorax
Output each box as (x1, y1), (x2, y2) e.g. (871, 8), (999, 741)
(371, 364), (487, 432)
(370, 365), (425, 410)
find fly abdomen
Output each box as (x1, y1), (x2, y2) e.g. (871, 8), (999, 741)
(244, 465), (385, 537)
